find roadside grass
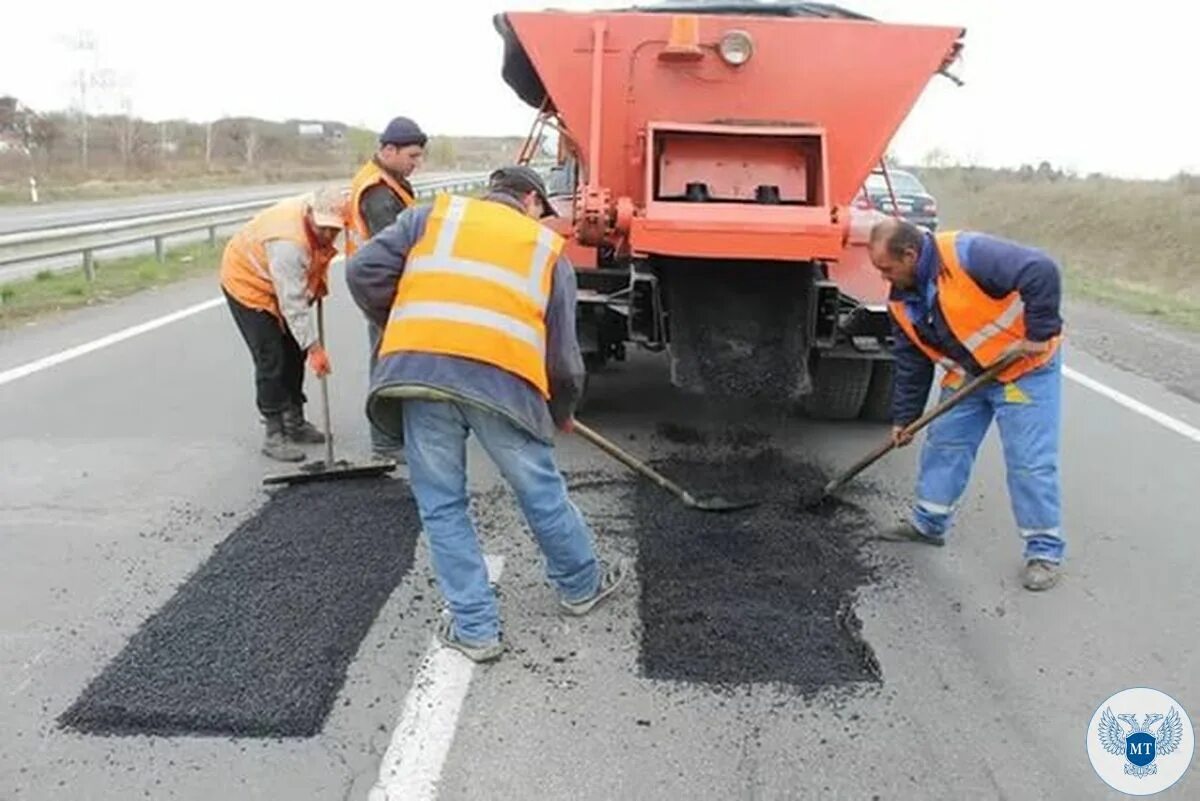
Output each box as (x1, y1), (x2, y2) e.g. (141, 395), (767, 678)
(920, 167), (1200, 332)
(0, 242), (223, 330)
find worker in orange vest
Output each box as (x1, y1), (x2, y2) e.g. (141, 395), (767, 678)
(868, 216), (1065, 591)
(345, 116), (427, 461)
(220, 186), (348, 462)
(344, 166), (628, 662)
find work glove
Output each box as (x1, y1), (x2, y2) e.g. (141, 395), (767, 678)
(307, 345), (332, 377)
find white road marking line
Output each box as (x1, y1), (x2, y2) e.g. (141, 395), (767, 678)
(369, 554), (505, 801)
(0, 296), (223, 388)
(1, 289), (1198, 452)
(1064, 366), (1200, 444)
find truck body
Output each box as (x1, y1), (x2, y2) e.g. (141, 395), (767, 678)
(493, 1), (964, 418)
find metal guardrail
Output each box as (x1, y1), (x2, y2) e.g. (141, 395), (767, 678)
(0, 172), (494, 279)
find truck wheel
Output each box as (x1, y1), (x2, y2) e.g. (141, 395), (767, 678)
(802, 356), (872, 420)
(859, 360), (894, 423)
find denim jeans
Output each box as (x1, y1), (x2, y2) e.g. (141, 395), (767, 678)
(402, 399), (601, 644)
(368, 320), (404, 452)
(911, 350), (1065, 564)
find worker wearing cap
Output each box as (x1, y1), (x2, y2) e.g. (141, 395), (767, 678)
(220, 187), (347, 462)
(344, 165), (628, 662)
(346, 116), (428, 461)
(868, 216), (1065, 591)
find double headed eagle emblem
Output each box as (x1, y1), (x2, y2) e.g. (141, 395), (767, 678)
(1098, 707), (1184, 778)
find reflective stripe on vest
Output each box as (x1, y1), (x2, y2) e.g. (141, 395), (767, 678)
(347, 160), (416, 256)
(379, 194), (563, 396)
(889, 231), (1060, 385)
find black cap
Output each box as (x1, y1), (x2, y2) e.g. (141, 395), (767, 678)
(379, 116), (427, 148)
(489, 165), (558, 218)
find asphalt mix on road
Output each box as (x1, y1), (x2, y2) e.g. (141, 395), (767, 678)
(59, 476), (421, 739)
(634, 446), (882, 693)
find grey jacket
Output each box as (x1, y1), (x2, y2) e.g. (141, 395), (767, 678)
(344, 192), (586, 443)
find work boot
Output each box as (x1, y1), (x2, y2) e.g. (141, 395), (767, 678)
(435, 617), (504, 663)
(262, 415), (305, 462)
(1021, 559), (1061, 591)
(282, 406), (326, 444)
(876, 520), (946, 547)
(560, 557), (631, 617)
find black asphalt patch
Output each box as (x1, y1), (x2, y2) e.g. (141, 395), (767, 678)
(60, 477), (419, 738)
(635, 449), (881, 694)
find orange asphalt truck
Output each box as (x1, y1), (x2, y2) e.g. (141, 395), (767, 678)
(493, 1), (964, 419)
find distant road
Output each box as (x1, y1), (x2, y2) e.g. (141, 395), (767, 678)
(0, 172), (461, 235)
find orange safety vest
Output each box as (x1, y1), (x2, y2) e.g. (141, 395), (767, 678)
(346, 159), (416, 257)
(219, 196), (337, 321)
(378, 194), (564, 397)
(888, 231), (1061, 386)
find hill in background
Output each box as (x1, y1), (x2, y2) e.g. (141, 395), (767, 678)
(0, 97), (524, 202)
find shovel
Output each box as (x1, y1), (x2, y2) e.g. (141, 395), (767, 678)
(572, 420), (759, 513)
(263, 300), (398, 487)
(810, 351), (1024, 507)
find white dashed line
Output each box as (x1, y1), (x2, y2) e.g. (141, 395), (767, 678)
(368, 554), (505, 801)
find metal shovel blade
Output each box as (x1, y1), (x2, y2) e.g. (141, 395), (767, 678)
(684, 492), (761, 513)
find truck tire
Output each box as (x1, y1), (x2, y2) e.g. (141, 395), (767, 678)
(802, 356), (872, 420)
(859, 360), (894, 423)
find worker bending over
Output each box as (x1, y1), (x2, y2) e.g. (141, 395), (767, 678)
(345, 116), (427, 461)
(220, 187), (347, 462)
(868, 217), (1065, 591)
(345, 166), (628, 662)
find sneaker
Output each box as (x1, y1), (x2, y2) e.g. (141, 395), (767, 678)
(876, 521), (945, 547)
(435, 618), (504, 663)
(560, 557), (631, 617)
(1021, 559), (1060, 591)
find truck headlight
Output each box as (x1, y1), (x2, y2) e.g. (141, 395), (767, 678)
(719, 30), (754, 66)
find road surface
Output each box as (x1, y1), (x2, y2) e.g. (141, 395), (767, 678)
(0, 176), (457, 235)
(0, 275), (1197, 800)
(0, 174), (467, 284)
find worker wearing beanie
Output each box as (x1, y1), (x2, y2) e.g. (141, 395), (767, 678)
(346, 116), (428, 461)
(220, 186), (348, 462)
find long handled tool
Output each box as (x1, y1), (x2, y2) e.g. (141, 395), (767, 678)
(263, 300), (398, 487)
(812, 352), (1023, 506)
(573, 420), (759, 513)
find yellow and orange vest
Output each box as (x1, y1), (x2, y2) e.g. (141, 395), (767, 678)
(889, 231), (1061, 386)
(378, 194), (564, 397)
(219, 197), (336, 321)
(346, 159), (416, 257)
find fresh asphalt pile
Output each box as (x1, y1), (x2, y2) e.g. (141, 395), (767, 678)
(59, 477), (419, 738)
(635, 443), (882, 695)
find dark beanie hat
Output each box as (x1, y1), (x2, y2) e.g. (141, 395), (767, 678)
(380, 116), (427, 148)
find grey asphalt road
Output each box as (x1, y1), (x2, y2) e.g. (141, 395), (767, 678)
(0, 174), (466, 284)
(1, 276), (1198, 800)
(0, 183), (324, 235)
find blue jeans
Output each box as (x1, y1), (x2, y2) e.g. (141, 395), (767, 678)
(910, 350), (1065, 564)
(402, 399), (601, 644)
(368, 321), (404, 452)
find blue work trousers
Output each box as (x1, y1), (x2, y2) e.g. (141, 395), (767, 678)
(911, 350), (1065, 564)
(402, 399), (601, 645)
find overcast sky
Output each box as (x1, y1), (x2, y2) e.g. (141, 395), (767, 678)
(2, 0), (1196, 179)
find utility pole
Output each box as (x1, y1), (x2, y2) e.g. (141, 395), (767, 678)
(67, 30), (96, 171)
